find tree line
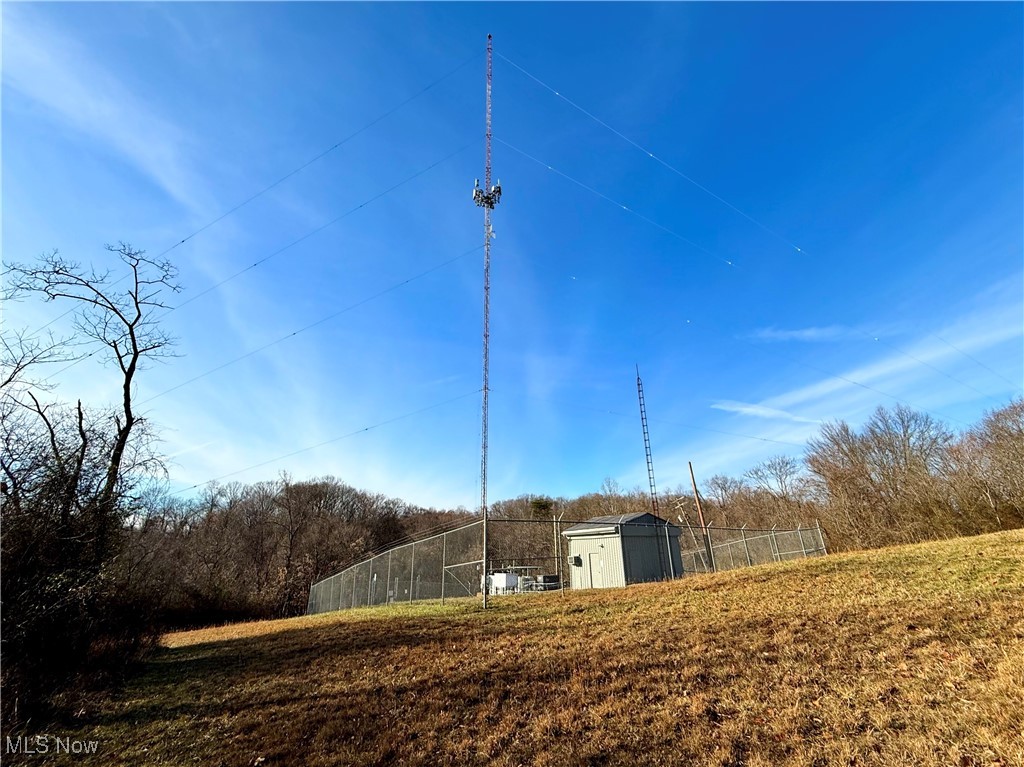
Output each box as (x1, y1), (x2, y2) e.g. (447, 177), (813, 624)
(2, 246), (1021, 729)
(696, 400), (1023, 548)
(120, 398), (1023, 632)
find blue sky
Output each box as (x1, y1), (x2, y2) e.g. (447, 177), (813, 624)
(4, 2), (1022, 510)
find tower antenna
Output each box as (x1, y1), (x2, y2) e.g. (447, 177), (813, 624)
(636, 366), (659, 517)
(473, 34), (502, 608)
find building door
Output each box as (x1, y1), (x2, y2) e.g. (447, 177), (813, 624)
(588, 552), (604, 589)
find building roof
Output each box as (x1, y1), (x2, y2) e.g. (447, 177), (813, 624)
(562, 512), (677, 537)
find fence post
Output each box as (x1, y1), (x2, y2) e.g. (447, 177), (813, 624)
(558, 515), (566, 594)
(351, 572), (357, 610)
(410, 543), (416, 603)
(664, 521), (676, 578)
(705, 524), (717, 573)
(386, 551), (392, 605)
(740, 526), (752, 566)
(797, 525), (808, 558)
(816, 519), (827, 554)
(770, 527), (781, 562)
(368, 560), (375, 605)
(441, 531), (447, 605)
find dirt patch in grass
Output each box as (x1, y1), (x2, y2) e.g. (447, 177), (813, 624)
(15, 530), (1024, 767)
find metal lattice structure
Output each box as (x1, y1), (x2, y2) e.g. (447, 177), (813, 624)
(472, 34), (502, 609)
(636, 367), (659, 517)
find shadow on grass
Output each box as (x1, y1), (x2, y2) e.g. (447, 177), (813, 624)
(92, 607), (511, 728)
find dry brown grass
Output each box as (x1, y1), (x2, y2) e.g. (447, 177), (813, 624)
(21, 530), (1024, 766)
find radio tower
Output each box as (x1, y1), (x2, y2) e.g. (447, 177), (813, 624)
(636, 366), (659, 517)
(472, 34), (502, 609)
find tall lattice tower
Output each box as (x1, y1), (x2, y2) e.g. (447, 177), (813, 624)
(472, 34), (502, 608)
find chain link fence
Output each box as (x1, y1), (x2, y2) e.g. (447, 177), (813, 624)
(677, 523), (828, 573)
(308, 517), (827, 615)
(307, 521), (484, 614)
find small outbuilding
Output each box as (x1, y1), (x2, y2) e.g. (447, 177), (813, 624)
(562, 512), (683, 590)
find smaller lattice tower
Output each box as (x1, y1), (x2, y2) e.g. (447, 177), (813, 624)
(636, 366), (659, 516)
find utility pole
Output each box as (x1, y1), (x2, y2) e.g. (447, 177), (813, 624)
(473, 34), (502, 609)
(688, 461), (715, 572)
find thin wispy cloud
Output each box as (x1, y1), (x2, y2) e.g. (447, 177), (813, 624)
(165, 440), (221, 461)
(749, 325), (861, 343)
(3, 9), (209, 215)
(711, 400), (821, 424)
(766, 292), (1022, 415)
(747, 323), (906, 344)
(638, 280), (1022, 493)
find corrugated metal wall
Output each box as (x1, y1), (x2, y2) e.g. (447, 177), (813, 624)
(620, 527), (682, 583)
(622, 534), (663, 583)
(567, 534), (625, 589)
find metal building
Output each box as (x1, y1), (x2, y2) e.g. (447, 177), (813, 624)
(562, 512), (683, 590)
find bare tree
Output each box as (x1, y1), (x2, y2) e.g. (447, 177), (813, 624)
(943, 399), (1024, 531)
(806, 405), (955, 548)
(0, 328), (74, 391)
(1, 243), (180, 725)
(5, 244), (179, 529)
(745, 455), (802, 502)
(704, 474), (746, 526)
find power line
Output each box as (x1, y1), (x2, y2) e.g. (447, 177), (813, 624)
(169, 141), (474, 314)
(496, 51), (804, 256)
(161, 53), (480, 260)
(772, 349), (976, 429)
(861, 331), (1006, 406)
(496, 47), (1018, 410)
(497, 134), (1011, 416)
(40, 141), (474, 385)
(496, 144), (1011, 412)
(21, 53), (481, 340)
(495, 389), (807, 448)
(654, 315), (979, 429)
(496, 138), (737, 269)
(170, 388), (481, 497)
(497, 132), (1009, 426)
(930, 334), (1022, 392)
(138, 244), (482, 406)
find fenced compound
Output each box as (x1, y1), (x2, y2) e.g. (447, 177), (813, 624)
(307, 516), (828, 615)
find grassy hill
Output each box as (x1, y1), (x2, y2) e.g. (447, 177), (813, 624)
(22, 530), (1024, 766)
